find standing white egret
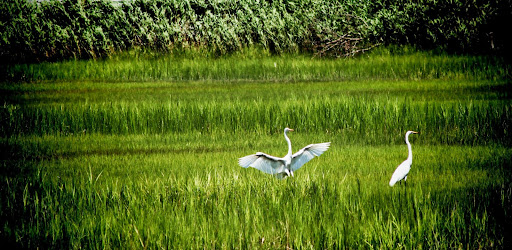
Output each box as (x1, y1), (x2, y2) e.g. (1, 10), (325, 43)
(238, 127), (330, 179)
(389, 131), (419, 187)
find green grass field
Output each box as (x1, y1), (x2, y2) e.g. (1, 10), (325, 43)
(1, 49), (511, 248)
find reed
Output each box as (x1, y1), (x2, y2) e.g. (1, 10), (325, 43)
(5, 48), (510, 82)
(1, 50), (511, 248)
(2, 96), (511, 146)
(1, 134), (510, 248)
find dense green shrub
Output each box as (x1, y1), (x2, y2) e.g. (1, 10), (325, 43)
(369, 0), (512, 54)
(0, 0), (510, 63)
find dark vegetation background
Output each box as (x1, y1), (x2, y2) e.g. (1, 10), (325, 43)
(1, 0), (511, 64)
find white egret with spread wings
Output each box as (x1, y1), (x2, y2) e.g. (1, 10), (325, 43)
(238, 128), (330, 179)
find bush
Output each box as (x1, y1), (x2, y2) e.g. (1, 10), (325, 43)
(0, 0), (510, 63)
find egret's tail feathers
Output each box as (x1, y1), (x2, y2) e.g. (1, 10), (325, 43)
(389, 175), (401, 186)
(389, 179), (396, 186)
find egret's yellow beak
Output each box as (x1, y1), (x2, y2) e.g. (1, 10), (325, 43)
(412, 131), (420, 134)
(289, 128), (294, 132)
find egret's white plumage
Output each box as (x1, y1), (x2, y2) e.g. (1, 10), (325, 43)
(238, 128), (330, 179)
(389, 131), (419, 186)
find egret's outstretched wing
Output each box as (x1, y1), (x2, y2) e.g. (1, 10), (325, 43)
(290, 142), (330, 171)
(389, 159), (411, 186)
(238, 152), (285, 175)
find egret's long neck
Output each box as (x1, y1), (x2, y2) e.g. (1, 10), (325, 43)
(406, 134), (413, 161)
(284, 131), (293, 156)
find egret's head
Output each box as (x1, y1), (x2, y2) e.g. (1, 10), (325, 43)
(284, 127), (294, 133)
(406, 131), (419, 135)
(405, 131), (419, 142)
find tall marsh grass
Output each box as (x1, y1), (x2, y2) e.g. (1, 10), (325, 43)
(2, 97), (510, 146)
(1, 50), (511, 248)
(2, 135), (511, 248)
(5, 48), (510, 82)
